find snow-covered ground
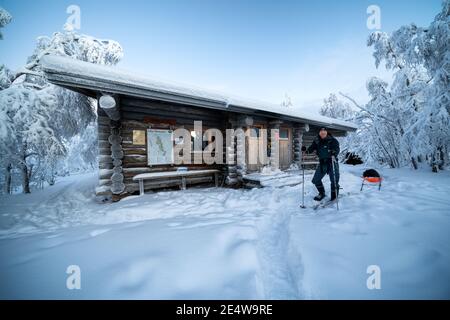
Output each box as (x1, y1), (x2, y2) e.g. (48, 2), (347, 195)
(0, 165), (449, 299)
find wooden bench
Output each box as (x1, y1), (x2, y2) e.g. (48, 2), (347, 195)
(132, 169), (220, 196)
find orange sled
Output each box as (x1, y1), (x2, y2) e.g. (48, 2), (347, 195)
(360, 169), (382, 191)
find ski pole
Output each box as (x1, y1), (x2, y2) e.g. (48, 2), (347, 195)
(300, 151), (306, 208)
(331, 156), (339, 211)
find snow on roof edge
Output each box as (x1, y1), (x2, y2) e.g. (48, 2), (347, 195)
(40, 55), (358, 131)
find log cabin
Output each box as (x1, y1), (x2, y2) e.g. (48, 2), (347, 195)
(41, 55), (357, 201)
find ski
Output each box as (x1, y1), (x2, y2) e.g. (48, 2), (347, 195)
(310, 192), (351, 210)
(311, 199), (328, 210)
(313, 199), (337, 210)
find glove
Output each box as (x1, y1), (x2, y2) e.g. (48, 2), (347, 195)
(301, 146), (307, 152)
(331, 152), (337, 160)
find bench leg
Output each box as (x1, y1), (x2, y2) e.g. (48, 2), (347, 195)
(181, 176), (187, 190)
(214, 173), (219, 187)
(139, 179), (144, 196)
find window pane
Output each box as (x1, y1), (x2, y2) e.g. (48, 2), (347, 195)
(249, 127), (259, 138)
(280, 128), (289, 139)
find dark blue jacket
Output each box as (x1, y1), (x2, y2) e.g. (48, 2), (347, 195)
(306, 135), (340, 161)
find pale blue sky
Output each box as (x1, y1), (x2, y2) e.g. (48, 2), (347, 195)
(0, 0), (443, 113)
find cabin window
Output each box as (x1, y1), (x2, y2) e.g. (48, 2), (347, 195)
(191, 130), (216, 152)
(132, 130), (146, 145)
(279, 128), (289, 139)
(190, 131), (201, 150)
(249, 127), (260, 138)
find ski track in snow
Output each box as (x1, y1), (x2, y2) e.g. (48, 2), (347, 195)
(255, 192), (304, 299)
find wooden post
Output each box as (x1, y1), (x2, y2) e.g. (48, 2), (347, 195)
(293, 124), (305, 166)
(235, 115), (250, 182)
(269, 120), (282, 170)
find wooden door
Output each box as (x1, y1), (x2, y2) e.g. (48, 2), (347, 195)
(246, 126), (265, 172)
(279, 127), (292, 170)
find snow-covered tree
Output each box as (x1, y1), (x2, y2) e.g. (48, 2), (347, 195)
(59, 123), (98, 175)
(318, 93), (357, 162)
(0, 64), (13, 89)
(0, 85), (63, 193)
(365, 0), (449, 171)
(320, 93), (354, 120)
(1, 25), (123, 193)
(0, 7), (12, 40)
(336, 0), (449, 170)
(280, 93), (293, 108)
(13, 23), (123, 83)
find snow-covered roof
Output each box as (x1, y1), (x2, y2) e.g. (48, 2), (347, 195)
(41, 55), (357, 131)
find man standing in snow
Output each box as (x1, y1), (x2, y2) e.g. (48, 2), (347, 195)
(301, 127), (340, 201)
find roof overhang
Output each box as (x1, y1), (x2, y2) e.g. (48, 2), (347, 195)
(41, 55), (357, 132)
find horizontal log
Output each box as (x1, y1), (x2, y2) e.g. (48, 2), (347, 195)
(98, 179), (112, 186)
(123, 150), (147, 158)
(122, 147), (146, 154)
(123, 154), (147, 163)
(98, 162), (113, 170)
(98, 155), (113, 163)
(99, 169), (113, 180)
(121, 127), (227, 137)
(122, 138), (133, 145)
(98, 141), (110, 149)
(122, 112), (222, 127)
(95, 185), (111, 196)
(99, 147), (111, 155)
(121, 98), (225, 117)
(98, 116), (111, 125)
(98, 132), (110, 140)
(120, 108), (223, 124)
(123, 162), (150, 168)
(98, 124), (111, 133)
(122, 167), (153, 174)
(121, 120), (149, 129)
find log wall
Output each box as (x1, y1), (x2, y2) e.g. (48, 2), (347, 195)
(119, 97), (228, 194)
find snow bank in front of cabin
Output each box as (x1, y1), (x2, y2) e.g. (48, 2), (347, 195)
(0, 165), (449, 299)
